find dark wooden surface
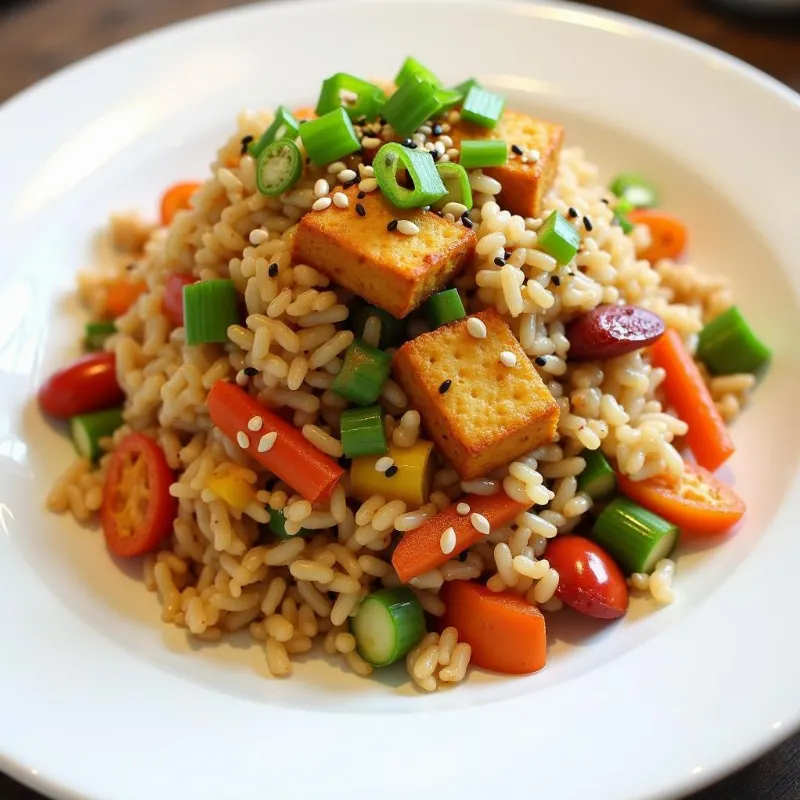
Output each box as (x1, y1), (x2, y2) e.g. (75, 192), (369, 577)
(1, 1), (799, 798)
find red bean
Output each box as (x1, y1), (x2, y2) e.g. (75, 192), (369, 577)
(566, 305), (665, 360)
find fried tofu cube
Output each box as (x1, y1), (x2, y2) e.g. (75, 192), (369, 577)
(291, 186), (476, 318)
(393, 309), (559, 480)
(449, 110), (563, 219)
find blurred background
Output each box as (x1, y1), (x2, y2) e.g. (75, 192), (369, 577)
(0, 1), (798, 799)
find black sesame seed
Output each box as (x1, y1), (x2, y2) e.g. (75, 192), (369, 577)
(432, 124), (443, 136)
(244, 367), (259, 376)
(344, 178), (359, 189)
(355, 203), (366, 217)
(402, 139), (417, 149)
(268, 263), (279, 277)
(338, 455), (352, 468)
(305, 156), (311, 165)
(430, 150), (440, 161)
(583, 216), (593, 232)
(299, 119), (308, 125)
(387, 219), (399, 231)
(384, 465), (399, 478)
(552, 275), (561, 286)
(126, 263), (136, 271)
(568, 207), (578, 219)
(461, 215), (474, 229)
(494, 257), (506, 267)
(379, 118), (387, 126)
(535, 357), (547, 366)
(357, 191), (366, 199)
(438, 379), (452, 394)
(458, 550), (469, 562)
(601, 198), (610, 205)
(511, 144), (524, 156)
(240, 135), (254, 155)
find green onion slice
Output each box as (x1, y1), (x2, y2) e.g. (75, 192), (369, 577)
(374, 142), (447, 209)
(183, 279), (239, 346)
(351, 304), (406, 349)
(536, 211), (580, 265)
(300, 107), (361, 165)
(459, 139), (508, 169)
(610, 172), (659, 209)
(316, 73), (386, 122)
(433, 163), (473, 211)
(255, 138), (303, 197)
(452, 78), (481, 97)
(340, 405), (388, 459)
(395, 57), (442, 89)
(696, 305), (772, 376)
(84, 321), (116, 351)
(434, 87), (463, 112)
(249, 106), (300, 159)
(332, 339), (392, 406)
(70, 407), (124, 461)
(460, 86), (505, 129)
(380, 76), (442, 138)
(426, 288), (466, 328)
(577, 449), (616, 500)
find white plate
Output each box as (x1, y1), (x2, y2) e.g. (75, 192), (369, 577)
(1, 1), (799, 798)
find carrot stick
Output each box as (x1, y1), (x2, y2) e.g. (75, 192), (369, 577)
(392, 493), (529, 583)
(629, 209), (687, 262)
(207, 381), (344, 503)
(650, 328), (734, 471)
(160, 181), (202, 226)
(104, 279), (146, 318)
(441, 581), (547, 675)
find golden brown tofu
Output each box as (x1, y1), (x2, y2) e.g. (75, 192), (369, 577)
(449, 110), (563, 219)
(393, 309), (559, 480)
(291, 186), (476, 319)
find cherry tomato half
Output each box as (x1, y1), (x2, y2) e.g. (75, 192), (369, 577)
(617, 463), (745, 536)
(38, 352), (124, 420)
(163, 273), (196, 328)
(545, 536), (628, 620)
(101, 433), (177, 558)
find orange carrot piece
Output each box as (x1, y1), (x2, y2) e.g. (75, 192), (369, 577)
(629, 209), (688, 262)
(160, 181), (202, 227)
(391, 493), (529, 583)
(441, 581), (547, 675)
(649, 328), (734, 471)
(292, 106), (317, 121)
(207, 381), (344, 503)
(104, 279), (146, 318)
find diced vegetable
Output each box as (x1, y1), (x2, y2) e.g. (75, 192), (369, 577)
(426, 288), (466, 328)
(101, 433), (177, 557)
(350, 304), (406, 349)
(263, 508), (310, 540)
(315, 73), (386, 121)
(544, 535), (629, 619)
(331, 339), (392, 406)
(613, 196), (634, 234)
(566, 305), (665, 360)
(394, 57), (441, 89)
(459, 139), (508, 169)
(249, 106), (301, 158)
(592, 497), (679, 574)
(350, 440), (435, 507)
(629, 209), (687, 262)
(380, 76), (442, 138)
(373, 142), (447, 209)
(84, 321), (116, 351)
(434, 87), (463, 112)
(391, 493), (529, 582)
(577, 449), (616, 500)
(459, 86), (505, 129)
(617, 462), (745, 536)
(104, 279), (146, 318)
(300, 107), (361, 165)
(162, 273), (196, 328)
(452, 78), (481, 97)
(255, 138), (303, 196)
(160, 182), (201, 226)
(39, 352), (124, 420)
(205, 466), (257, 511)
(433, 162), (473, 211)
(70, 407), (124, 461)
(696, 305), (771, 376)
(340, 405), (388, 458)
(609, 172), (659, 209)
(207, 380), (344, 503)
(536, 211), (580, 265)
(183, 279), (239, 346)
(351, 587), (426, 667)
(441, 581), (547, 675)
(650, 329), (734, 471)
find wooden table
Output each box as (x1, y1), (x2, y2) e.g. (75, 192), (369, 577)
(0, 1), (798, 798)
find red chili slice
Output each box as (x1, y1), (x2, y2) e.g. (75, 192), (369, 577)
(38, 352), (124, 420)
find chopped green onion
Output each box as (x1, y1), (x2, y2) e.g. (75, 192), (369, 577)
(426, 288), (465, 328)
(351, 304), (406, 348)
(610, 172), (659, 209)
(332, 339), (392, 406)
(256, 138), (303, 197)
(395, 57), (442, 89)
(350, 587), (426, 667)
(380, 76), (442, 138)
(433, 163), (473, 211)
(300, 107), (361, 165)
(453, 78), (481, 97)
(263, 508), (310, 540)
(536, 211), (580, 265)
(592, 497), (679, 575)
(340, 405), (388, 458)
(434, 87), (464, 112)
(315, 73), (386, 122)
(460, 86), (505, 129)
(84, 321), (116, 351)
(374, 142), (447, 209)
(249, 106), (300, 159)
(183, 279), (239, 346)
(70, 407), (124, 461)
(696, 305), (772, 376)
(459, 139), (508, 169)
(577, 450), (617, 500)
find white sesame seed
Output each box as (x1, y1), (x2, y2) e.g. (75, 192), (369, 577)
(419, 124), (433, 135)
(412, 133), (426, 144)
(361, 136), (382, 149)
(397, 220), (420, 236)
(312, 197), (332, 211)
(470, 513), (491, 535)
(236, 431), (250, 449)
(358, 178), (378, 192)
(360, 164), (375, 178)
(235, 370), (248, 386)
(313, 179), (330, 198)
(248, 228), (269, 245)
(443, 213), (455, 223)
(440, 123), (452, 134)
(438, 135), (454, 148)
(500, 351), (518, 367)
(456, 503), (471, 516)
(434, 141), (446, 155)
(258, 431), (278, 453)
(438, 154), (450, 163)
(448, 110), (461, 125)
(375, 456), (395, 473)
(333, 192), (349, 209)
(467, 317), (487, 339)
(446, 148), (460, 160)
(440, 527), (457, 555)
(337, 168), (357, 183)
(528, 149), (541, 162)
(247, 416), (263, 432)
(442, 202), (468, 218)
(327, 161), (347, 174)
(423, 141), (436, 152)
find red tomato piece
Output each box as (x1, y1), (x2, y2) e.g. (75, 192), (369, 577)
(38, 352), (124, 420)
(163, 273), (196, 328)
(101, 433), (177, 557)
(545, 536), (628, 620)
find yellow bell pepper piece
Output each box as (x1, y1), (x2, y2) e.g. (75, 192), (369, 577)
(350, 440), (435, 507)
(206, 465), (257, 511)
